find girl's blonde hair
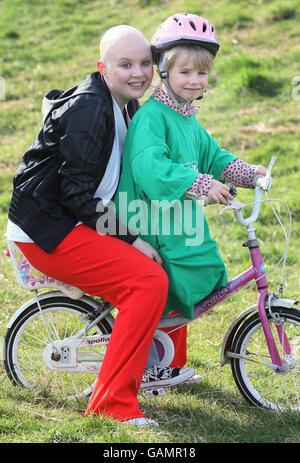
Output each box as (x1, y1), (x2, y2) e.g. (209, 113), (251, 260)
(165, 45), (214, 73)
(153, 45), (214, 89)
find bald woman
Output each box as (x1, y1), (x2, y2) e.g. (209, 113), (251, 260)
(8, 25), (166, 428)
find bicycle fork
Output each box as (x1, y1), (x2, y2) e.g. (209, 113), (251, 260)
(249, 241), (290, 371)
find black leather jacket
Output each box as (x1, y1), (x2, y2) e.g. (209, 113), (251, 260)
(8, 72), (139, 252)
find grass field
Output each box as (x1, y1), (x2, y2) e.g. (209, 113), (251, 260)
(0, 0), (300, 444)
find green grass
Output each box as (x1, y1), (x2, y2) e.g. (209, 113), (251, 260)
(1, 0), (300, 443)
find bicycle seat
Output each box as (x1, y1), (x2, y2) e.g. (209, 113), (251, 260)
(6, 240), (84, 300)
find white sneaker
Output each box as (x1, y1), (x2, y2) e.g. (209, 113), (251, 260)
(140, 365), (195, 390)
(180, 374), (202, 385)
(121, 417), (158, 428)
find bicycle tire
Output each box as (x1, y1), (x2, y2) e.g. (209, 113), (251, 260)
(231, 306), (300, 411)
(4, 295), (113, 400)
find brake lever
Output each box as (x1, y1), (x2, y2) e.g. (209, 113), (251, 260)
(219, 198), (247, 215)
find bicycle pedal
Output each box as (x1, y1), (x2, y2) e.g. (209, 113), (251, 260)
(145, 387), (168, 398)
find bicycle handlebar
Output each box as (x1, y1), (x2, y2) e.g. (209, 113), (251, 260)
(196, 156), (277, 227)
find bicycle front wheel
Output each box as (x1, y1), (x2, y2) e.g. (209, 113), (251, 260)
(231, 307), (300, 411)
(4, 295), (114, 400)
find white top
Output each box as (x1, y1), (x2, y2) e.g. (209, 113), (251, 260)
(6, 96), (129, 243)
(88, 96), (127, 205)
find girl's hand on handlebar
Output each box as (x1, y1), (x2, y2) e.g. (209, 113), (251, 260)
(207, 180), (234, 205)
(132, 237), (163, 265)
(254, 165), (268, 176)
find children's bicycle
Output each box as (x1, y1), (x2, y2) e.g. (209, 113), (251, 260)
(3, 156), (299, 411)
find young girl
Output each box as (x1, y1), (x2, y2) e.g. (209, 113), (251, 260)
(115, 13), (267, 368)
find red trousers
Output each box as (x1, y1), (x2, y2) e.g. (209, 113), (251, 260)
(17, 225), (169, 421)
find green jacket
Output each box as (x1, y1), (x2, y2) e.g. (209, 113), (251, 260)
(115, 96), (236, 319)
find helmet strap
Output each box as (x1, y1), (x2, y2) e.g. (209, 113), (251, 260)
(158, 53), (192, 109)
(163, 79), (190, 107)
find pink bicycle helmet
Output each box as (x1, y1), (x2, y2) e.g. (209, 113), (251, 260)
(151, 13), (219, 62)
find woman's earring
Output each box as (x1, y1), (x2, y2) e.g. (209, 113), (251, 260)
(97, 61), (106, 77)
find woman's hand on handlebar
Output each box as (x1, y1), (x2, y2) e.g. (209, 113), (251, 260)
(207, 180), (234, 205)
(132, 237), (163, 265)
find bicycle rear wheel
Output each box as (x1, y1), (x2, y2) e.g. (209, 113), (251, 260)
(231, 307), (300, 411)
(4, 295), (114, 400)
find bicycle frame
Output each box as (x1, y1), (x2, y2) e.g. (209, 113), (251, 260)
(202, 243), (287, 368)
(158, 241), (285, 370)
